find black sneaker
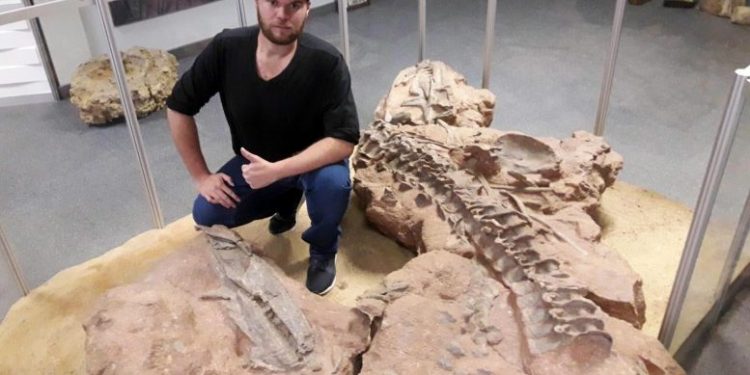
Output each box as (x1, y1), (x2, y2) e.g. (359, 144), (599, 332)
(268, 213), (296, 235)
(306, 255), (337, 295)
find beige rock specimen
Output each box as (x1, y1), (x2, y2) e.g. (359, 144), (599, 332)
(731, 5), (750, 24)
(351, 61), (683, 374)
(374, 60), (495, 128)
(70, 47), (178, 125)
(83, 226), (370, 374)
(700, 0), (748, 19)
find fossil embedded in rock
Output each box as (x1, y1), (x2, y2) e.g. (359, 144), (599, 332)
(354, 61), (682, 375)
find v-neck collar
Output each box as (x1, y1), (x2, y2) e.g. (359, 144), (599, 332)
(252, 28), (302, 84)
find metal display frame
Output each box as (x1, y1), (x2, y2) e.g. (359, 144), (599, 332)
(0, 0), (91, 25)
(0, 223), (28, 296)
(337, 0), (350, 64)
(595, 0), (627, 136)
(1, 0), (165, 231)
(94, 0), (164, 230)
(482, 0), (497, 89)
(408, 0), (624, 98)
(710, 187), (750, 327)
(20, 0), (61, 100)
(658, 67), (750, 348)
(417, 0), (425, 62)
(0, 0), (164, 303)
(237, 0), (248, 28)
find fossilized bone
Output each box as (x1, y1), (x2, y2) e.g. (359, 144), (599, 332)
(377, 60), (495, 128)
(201, 226), (316, 372)
(355, 122), (614, 361)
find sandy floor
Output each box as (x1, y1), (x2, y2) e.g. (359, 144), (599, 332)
(0, 181), (735, 373)
(597, 182), (692, 337)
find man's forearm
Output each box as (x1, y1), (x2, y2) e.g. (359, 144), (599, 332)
(167, 108), (211, 183)
(275, 137), (355, 179)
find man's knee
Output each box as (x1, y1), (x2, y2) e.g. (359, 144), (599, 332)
(303, 163), (351, 225)
(192, 195), (233, 227)
(306, 162), (351, 196)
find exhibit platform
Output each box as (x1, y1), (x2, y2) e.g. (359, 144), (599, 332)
(0, 181), (731, 373)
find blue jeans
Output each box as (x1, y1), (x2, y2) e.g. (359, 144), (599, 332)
(193, 155), (351, 260)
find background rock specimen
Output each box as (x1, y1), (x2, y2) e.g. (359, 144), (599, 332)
(70, 47), (178, 125)
(374, 60), (495, 128)
(352, 60), (683, 374)
(700, 0), (750, 24)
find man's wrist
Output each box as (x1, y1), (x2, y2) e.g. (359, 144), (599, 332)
(193, 171), (212, 185)
(272, 160), (289, 181)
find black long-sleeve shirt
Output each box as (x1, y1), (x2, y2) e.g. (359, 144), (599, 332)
(166, 27), (360, 162)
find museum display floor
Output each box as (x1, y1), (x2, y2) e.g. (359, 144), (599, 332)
(686, 285), (750, 375)
(1, 0), (749, 365)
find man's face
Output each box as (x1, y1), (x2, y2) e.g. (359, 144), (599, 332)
(256, 0), (310, 46)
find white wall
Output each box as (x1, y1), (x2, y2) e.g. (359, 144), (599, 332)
(43, 0), (334, 86)
(35, 0), (94, 87)
(0, 2), (53, 105)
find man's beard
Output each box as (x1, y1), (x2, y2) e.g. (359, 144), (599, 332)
(258, 14), (306, 45)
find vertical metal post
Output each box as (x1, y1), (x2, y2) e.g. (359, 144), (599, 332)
(337, 0), (350, 64)
(95, 0), (165, 229)
(237, 0), (248, 27)
(20, 0), (61, 100)
(482, 0), (497, 89)
(658, 68), (750, 348)
(593, 0), (627, 137)
(418, 0), (426, 62)
(0, 223), (28, 295)
(708, 187), (750, 329)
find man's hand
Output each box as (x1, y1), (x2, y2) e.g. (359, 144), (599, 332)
(241, 148), (281, 189)
(197, 173), (240, 209)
